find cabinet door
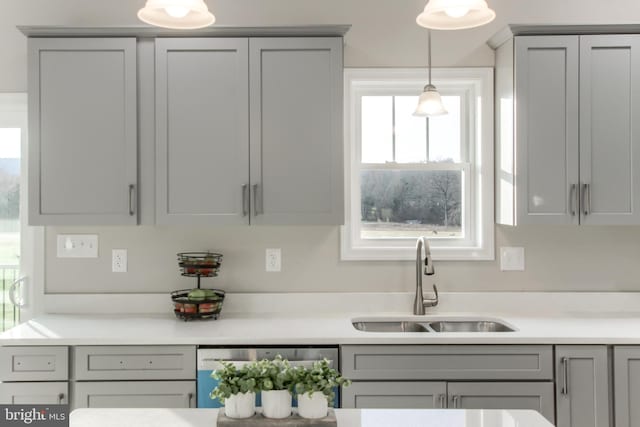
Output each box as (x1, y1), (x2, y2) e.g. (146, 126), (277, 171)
(28, 38), (138, 225)
(341, 381), (446, 409)
(249, 38), (344, 225)
(72, 381), (195, 409)
(0, 382), (68, 404)
(580, 35), (640, 225)
(155, 38), (250, 225)
(448, 382), (554, 423)
(514, 36), (579, 225)
(614, 346), (640, 427)
(556, 345), (611, 427)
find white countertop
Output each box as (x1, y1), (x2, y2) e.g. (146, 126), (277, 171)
(3, 310), (640, 346)
(69, 408), (554, 427)
(3, 292), (640, 346)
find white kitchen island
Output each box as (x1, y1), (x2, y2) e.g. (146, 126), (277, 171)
(70, 408), (554, 427)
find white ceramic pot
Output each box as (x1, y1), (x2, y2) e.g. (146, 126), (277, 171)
(261, 390), (292, 419)
(224, 391), (256, 419)
(297, 391), (329, 419)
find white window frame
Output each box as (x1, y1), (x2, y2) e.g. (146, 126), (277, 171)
(341, 68), (494, 261)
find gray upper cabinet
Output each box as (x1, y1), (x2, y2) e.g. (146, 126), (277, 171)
(155, 38), (250, 225)
(514, 36), (580, 225)
(614, 346), (640, 427)
(555, 345), (611, 427)
(28, 38), (138, 225)
(249, 38), (344, 225)
(497, 32), (640, 226)
(579, 36), (640, 225)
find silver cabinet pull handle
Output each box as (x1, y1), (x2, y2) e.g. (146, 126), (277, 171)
(252, 184), (260, 216)
(242, 184), (248, 217)
(188, 392), (193, 408)
(569, 184), (577, 216)
(129, 184), (135, 216)
(57, 393), (65, 404)
(438, 394), (446, 408)
(453, 395), (461, 408)
(561, 356), (570, 395)
(8, 276), (26, 307)
(581, 183), (590, 216)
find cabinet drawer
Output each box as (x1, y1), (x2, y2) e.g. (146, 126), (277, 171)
(342, 381), (447, 409)
(341, 345), (553, 380)
(72, 381), (195, 409)
(0, 346), (68, 381)
(0, 382), (68, 405)
(73, 346), (195, 380)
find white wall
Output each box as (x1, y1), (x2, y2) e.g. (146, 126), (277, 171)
(5, 0), (640, 294)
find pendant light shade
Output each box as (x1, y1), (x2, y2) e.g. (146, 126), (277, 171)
(138, 0), (215, 29)
(417, 0), (496, 30)
(414, 85), (448, 116)
(414, 30), (447, 117)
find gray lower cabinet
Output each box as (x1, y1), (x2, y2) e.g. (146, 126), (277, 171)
(28, 37), (138, 225)
(0, 382), (68, 404)
(342, 381), (554, 422)
(72, 381), (195, 409)
(448, 382), (554, 423)
(614, 346), (640, 427)
(555, 345), (611, 427)
(342, 381), (446, 409)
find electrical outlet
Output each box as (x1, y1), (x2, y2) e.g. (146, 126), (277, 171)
(500, 247), (525, 271)
(266, 248), (281, 272)
(112, 249), (128, 273)
(56, 234), (98, 258)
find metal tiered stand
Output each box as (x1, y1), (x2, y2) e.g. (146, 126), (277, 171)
(171, 252), (225, 321)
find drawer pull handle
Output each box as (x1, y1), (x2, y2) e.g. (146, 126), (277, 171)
(129, 184), (136, 216)
(57, 393), (64, 404)
(188, 393), (194, 408)
(561, 356), (570, 395)
(452, 395), (460, 408)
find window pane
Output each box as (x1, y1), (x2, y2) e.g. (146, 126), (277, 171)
(395, 96), (427, 163)
(361, 96), (393, 163)
(428, 96), (461, 162)
(360, 169), (462, 239)
(0, 128), (20, 266)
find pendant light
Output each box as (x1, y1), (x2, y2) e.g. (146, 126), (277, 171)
(414, 30), (447, 117)
(417, 0), (496, 30)
(138, 0), (215, 30)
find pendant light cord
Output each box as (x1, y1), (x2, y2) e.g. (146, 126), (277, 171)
(428, 29), (432, 86)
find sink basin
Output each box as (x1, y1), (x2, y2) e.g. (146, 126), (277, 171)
(427, 320), (515, 333)
(352, 318), (516, 333)
(352, 321), (430, 333)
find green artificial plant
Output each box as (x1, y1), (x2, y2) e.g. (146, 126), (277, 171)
(210, 360), (260, 403)
(293, 358), (351, 405)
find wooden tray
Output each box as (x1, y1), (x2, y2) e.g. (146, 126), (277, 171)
(217, 409), (337, 427)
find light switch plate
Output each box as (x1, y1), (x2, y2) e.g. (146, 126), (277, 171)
(500, 247), (525, 271)
(56, 234), (99, 258)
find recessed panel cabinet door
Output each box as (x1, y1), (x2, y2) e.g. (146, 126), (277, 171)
(0, 382), (68, 405)
(614, 347), (640, 427)
(580, 35), (640, 225)
(155, 38), (249, 225)
(28, 38), (138, 225)
(249, 38), (344, 225)
(72, 381), (195, 409)
(341, 381), (446, 409)
(514, 36), (580, 225)
(555, 345), (611, 427)
(448, 382), (555, 424)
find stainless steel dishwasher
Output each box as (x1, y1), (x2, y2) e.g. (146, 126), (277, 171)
(197, 347), (340, 408)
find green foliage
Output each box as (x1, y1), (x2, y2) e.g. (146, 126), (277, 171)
(255, 355), (295, 392)
(292, 358), (351, 405)
(210, 361), (260, 403)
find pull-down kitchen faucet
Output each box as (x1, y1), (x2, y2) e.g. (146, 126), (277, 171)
(413, 236), (438, 315)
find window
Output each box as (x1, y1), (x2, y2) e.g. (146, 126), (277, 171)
(341, 69), (494, 261)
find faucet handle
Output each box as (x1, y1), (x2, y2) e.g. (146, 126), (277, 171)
(424, 284), (438, 307)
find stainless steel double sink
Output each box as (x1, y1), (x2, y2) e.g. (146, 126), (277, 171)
(352, 318), (516, 333)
